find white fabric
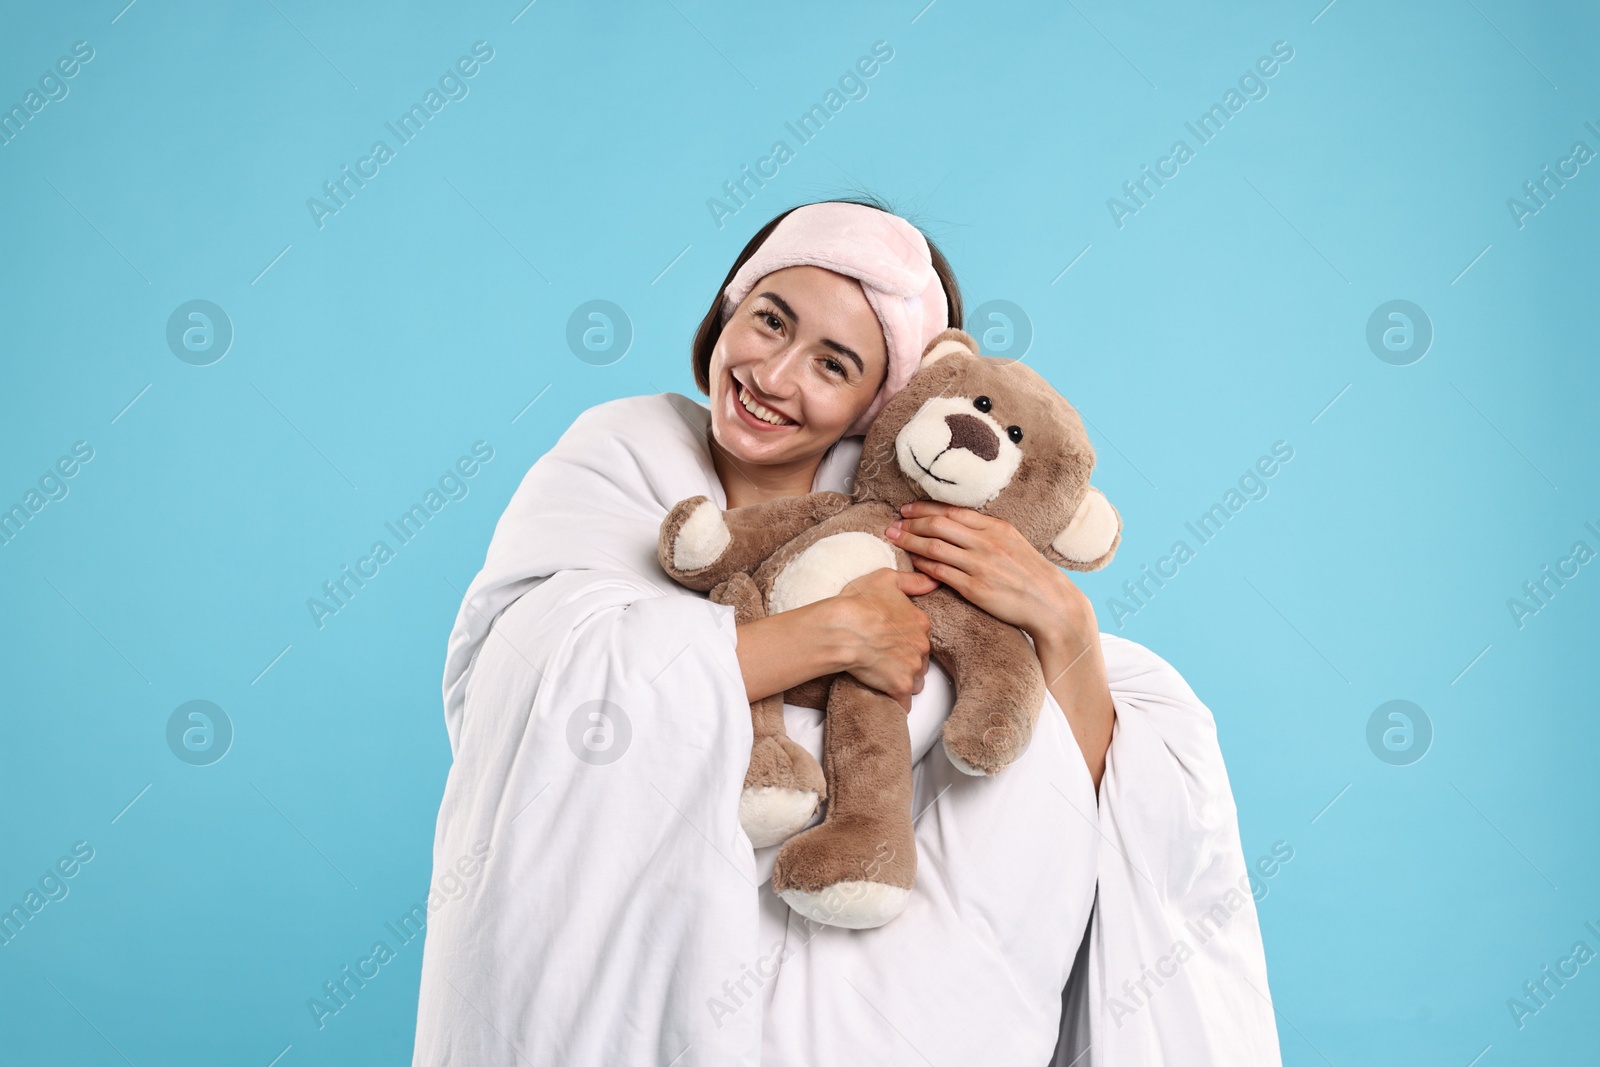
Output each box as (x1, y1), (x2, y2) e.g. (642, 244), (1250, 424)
(414, 392), (1281, 1066)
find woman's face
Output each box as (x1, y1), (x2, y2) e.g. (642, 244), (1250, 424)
(708, 265), (889, 467)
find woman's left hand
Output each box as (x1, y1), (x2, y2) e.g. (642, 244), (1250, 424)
(886, 499), (1083, 644)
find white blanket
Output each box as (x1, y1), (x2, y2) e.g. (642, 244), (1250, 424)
(414, 392), (1282, 1066)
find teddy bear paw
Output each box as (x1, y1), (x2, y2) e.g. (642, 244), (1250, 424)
(779, 882), (911, 930)
(942, 738), (991, 777)
(740, 786), (821, 848)
(670, 498), (731, 572)
(771, 820), (915, 929)
(740, 735), (825, 847)
(941, 711), (1031, 777)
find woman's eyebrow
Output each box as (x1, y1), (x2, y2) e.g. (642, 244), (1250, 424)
(756, 291), (866, 374)
(757, 291), (799, 323)
(821, 340), (866, 374)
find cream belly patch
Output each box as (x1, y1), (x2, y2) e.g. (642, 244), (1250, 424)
(767, 532), (897, 615)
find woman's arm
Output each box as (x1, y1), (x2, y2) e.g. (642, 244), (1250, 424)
(886, 502), (1117, 791)
(736, 568), (937, 709)
(1029, 588), (1116, 793)
(735, 601), (845, 703)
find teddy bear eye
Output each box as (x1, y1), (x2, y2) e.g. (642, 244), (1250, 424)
(1007, 426), (1023, 443)
(973, 396), (992, 413)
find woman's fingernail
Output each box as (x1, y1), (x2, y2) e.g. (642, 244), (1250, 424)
(900, 503), (912, 515)
(886, 521), (900, 537)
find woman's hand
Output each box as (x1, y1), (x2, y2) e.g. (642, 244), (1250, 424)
(886, 500), (1081, 641)
(822, 568), (938, 712)
(735, 568), (935, 712)
(886, 500), (1117, 790)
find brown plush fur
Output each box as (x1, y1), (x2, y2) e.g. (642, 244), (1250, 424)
(658, 328), (1121, 928)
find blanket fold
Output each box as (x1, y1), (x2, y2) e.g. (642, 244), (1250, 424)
(413, 392), (1280, 1067)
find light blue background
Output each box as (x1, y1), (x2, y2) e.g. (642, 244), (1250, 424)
(2, 1), (1596, 1064)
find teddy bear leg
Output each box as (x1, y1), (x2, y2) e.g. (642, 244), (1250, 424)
(711, 573), (826, 848)
(770, 674), (917, 929)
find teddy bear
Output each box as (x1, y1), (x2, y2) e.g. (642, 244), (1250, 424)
(657, 327), (1122, 929)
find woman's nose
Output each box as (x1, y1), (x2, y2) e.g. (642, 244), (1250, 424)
(752, 347), (801, 396)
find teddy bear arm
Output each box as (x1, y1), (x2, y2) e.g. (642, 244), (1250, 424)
(921, 593), (1027, 689)
(658, 491), (854, 589)
(924, 591), (1047, 775)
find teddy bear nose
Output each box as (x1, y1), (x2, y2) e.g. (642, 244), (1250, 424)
(944, 412), (999, 461)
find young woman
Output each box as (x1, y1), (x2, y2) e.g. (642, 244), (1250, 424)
(693, 204), (1118, 796)
(412, 198), (1281, 1066)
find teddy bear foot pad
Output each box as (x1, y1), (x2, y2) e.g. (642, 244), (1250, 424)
(779, 881), (911, 930)
(740, 786), (821, 848)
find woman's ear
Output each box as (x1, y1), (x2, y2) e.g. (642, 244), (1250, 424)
(1043, 486), (1121, 571)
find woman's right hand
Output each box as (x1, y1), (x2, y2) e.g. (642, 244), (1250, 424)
(821, 568), (938, 711)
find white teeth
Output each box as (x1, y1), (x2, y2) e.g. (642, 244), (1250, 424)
(736, 382), (795, 426)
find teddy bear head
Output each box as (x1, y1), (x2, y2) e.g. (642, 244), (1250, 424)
(851, 328), (1122, 571)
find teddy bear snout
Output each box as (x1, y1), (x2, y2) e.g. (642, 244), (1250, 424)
(943, 413), (999, 461)
(894, 396), (1024, 508)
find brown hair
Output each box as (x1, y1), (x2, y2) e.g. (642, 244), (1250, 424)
(690, 194), (964, 396)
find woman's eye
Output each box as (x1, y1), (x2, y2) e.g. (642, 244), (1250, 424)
(760, 311), (782, 331)
(823, 358), (845, 376)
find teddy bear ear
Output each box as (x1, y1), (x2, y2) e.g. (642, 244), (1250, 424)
(1043, 486), (1122, 572)
(919, 327), (979, 370)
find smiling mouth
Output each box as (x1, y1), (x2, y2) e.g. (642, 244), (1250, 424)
(908, 446), (956, 485)
(732, 378), (798, 428)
